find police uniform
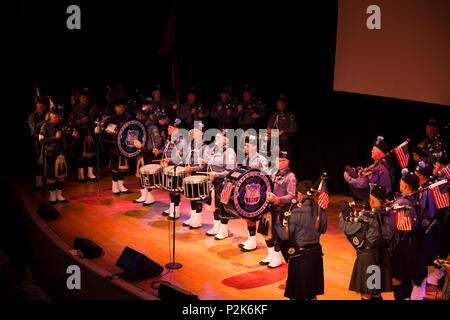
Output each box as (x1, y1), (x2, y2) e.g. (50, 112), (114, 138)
(233, 86), (267, 131)
(414, 119), (445, 164)
(339, 185), (396, 299)
(70, 89), (100, 182)
(177, 88), (209, 129)
(28, 97), (48, 187)
(39, 108), (69, 204)
(210, 87), (237, 129)
(345, 136), (393, 202)
(267, 94), (298, 163)
(279, 180), (327, 300)
(204, 130), (237, 240)
(390, 171), (420, 300)
(259, 151), (297, 268)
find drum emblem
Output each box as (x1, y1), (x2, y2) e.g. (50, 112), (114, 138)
(244, 183), (261, 205)
(125, 130), (139, 147)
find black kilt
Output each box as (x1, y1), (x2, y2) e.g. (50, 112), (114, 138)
(413, 230), (435, 275)
(392, 233), (417, 282)
(349, 248), (392, 295)
(44, 155), (57, 180)
(284, 246), (324, 300)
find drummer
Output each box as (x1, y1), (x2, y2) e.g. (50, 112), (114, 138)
(183, 123), (209, 229)
(205, 129), (237, 240)
(239, 133), (271, 252)
(261, 150), (297, 268)
(133, 107), (161, 205)
(159, 118), (184, 219)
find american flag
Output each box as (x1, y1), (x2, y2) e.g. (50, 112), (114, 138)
(317, 179), (329, 210)
(220, 182), (233, 204)
(442, 166), (450, 179)
(394, 141), (409, 168)
(429, 179), (449, 210)
(395, 209), (412, 231)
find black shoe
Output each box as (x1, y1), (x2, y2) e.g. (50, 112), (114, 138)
(49, 201), (57, 205)
(133, 200), (145, 203)
(87, 178), (97, 182)
(189, 225), (201, 230)
(240, 246), (257, 252)
(120, 190), (131, 194)
(77, 179), (85, 183)
(57, 199), (68, 203)
(142, 202), (155, 206)
(167, 216), (180, 220)
(259, 261), (270, 266)
(182, 222), (191, 226)
(162, 211), (170, 217)
(113, 192), (121, 196)
(238, 243), (245, 248)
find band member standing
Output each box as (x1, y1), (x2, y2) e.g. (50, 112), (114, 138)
(210, 87), (236, 129)
(279, 180), (327, 300)
(205, 130), (237, 240)
(239, 134), (270, 252)
(133, 108), (161, 206)
(70, 88), (100, 182)
(28, 96), (49, 188)
(233, 84), (267, 131)
(159, 119), (183, 219)
(413, 119), (445, 164)
(344, 136), (393, 202)
(261, 151), (297, 268)
(39, 108), (75, 204)
(411, 161), (436, 299)
(339, 185), (396, 300)
(183, 124), (208, 229)
(267, 94), (298, 163)
(390, 170), (420, 300)
(178, 87), (209, 129)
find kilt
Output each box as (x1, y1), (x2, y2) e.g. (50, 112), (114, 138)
(349, 248), (392, 294)
(413, 230), (436, 275)
(44, 155), (57, 180)
(392, 233), (417, 282)
(284, 246), (324, 300)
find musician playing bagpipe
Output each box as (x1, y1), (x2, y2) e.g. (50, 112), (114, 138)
(233, 84), (267, 131)
(205, 129), (237, 240)
(210, 86), (237, 129)
(238, 133), (271, 252)
(259, 151), (297, 269)
(411, 161), (437, 299)
(343, 136), (393, 203)
(177, 87), (209, 130)
(70, 88), (101, 183)
(339, 185), (396, 300)
(389, 169), (420, 300)
(28, 95), (49, 188)
(183, 123), (209, 228)
(413, 118), (445, 164)
(133, 107), (162, 205)
(39, 107), (76, 204)
(277, 180), (327, 300)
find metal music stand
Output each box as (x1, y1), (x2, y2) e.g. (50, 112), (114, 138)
(165, 163), (182, 270)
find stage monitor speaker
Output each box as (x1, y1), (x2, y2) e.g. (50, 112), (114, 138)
(73, 237), (104, 259)
(37, 202), (59, 221)
(158, 282), (199, 301)
(115, 246), (163, 280)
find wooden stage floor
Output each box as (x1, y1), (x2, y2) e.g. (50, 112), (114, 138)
(17, 172), (443, 300)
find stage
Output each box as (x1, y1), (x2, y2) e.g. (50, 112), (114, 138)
(13, 171), (442, 300)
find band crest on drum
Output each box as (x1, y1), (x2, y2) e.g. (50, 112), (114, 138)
(117, 120), (146, 158)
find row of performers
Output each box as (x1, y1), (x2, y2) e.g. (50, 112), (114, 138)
(342, 135), (450, 300)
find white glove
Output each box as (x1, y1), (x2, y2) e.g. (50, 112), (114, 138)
(94, 126), (101, 134)
(134, 140), (142, 149)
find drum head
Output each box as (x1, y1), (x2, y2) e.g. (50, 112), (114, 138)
(231, 169), (273, 219)
(117, 119), (147, 158)
(141, 164), (162, 173)
(164, 165), (186, 175)
(184, 175), (207, 183)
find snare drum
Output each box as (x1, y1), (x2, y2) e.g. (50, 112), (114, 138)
(183, 175), (210, 201)
(221, 167), (273, 221)
(163, 165), (187, 192)
(140, 164), (162, 189)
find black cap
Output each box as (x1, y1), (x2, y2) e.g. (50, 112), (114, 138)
(276, 93), (287, 103)
(187, 86), (197, 95)
(152, 84), (161, 92)
(415, 161), (433, 178)
(113, 97), (128, 107)
(49, 106), (64, 115)
(36, 96), (49, 106)
(220, 86), (231, 94)
(279, 150), (289, 159)
(427, 118), (439, 128)
(297, 180), (313, 195)
(435, 153), (450, 166)
(400, 168), (419, 190)
(374, 136), (390, 154)
(169, 118), (182, 128)
(370, 185), (387, 201)
(79, 87), (90, 96)
(242, 83), (252, 93)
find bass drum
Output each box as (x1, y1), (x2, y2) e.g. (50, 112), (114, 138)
(100, 115), (147, 158)
(222, 167), (273, 221)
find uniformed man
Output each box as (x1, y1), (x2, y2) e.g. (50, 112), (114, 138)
(339, 185), (396, 300)
(344, 136), (393, 202)
(159, 118), (184, 219)
(413, 119), (445, 164)
(433, 154), (450, 180)
(411, 161), (436, 299)
(210, 86), (236, 129)
(233, 84), (267, 131)
(70, 88), (100, 182)
(278, 180), (327, 300)
(39, 108), (75, 204)
(259, 151), (297, 268)
(177, 87), (209, 129)
(390, 169), (420, 300)
(28, 96), (49, 188)
(205, 129), (237, 240)
(183, 123), (209, 228)
(133, 107), (161, 206)
(267, 94), (297, 163)
(238, 134), (271, 252)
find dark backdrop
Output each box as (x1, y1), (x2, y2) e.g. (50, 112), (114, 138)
(9, 0), (449, 194)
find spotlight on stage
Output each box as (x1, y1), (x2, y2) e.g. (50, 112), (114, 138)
(115, 246), (163, 281)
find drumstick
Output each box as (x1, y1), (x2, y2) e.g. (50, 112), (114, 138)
(152, 159), (163, 162)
